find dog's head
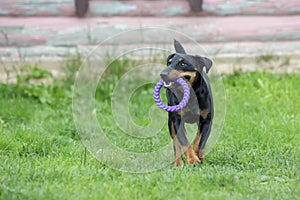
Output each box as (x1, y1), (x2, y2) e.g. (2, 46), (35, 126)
(160, 40), (212, 86)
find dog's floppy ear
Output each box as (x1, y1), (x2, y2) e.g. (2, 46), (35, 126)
(202, 57), (212, 73)
(174, 39), (186, 54)
(193, 56), (213, 73)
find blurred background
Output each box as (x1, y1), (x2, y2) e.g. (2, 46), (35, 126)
(0, 0), (300, 80)
(1, 2), (300, 198)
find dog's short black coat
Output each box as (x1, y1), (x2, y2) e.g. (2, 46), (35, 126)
(160, 40), (214, 166)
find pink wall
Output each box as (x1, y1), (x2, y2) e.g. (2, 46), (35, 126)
(0, 0), (300, 17)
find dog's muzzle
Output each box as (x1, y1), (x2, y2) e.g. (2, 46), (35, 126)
(160, 67), (179, 87)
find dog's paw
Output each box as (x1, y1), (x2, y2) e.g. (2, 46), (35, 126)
(188, 156), (201, 166)
(185, 146), (200, 165)
(175, 158), (183, 167)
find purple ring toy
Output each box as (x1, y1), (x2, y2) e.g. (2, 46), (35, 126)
(153, 78), (190, 112)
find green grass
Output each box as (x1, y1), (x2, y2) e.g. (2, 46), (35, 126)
(0, 65), (299, 199)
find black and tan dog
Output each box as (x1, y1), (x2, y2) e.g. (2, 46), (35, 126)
(160, 40), (214, 166)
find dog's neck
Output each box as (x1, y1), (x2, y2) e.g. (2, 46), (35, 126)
(191, 71), (204, 90)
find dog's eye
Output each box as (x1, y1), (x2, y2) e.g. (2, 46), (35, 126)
(181, 62), (187, 67)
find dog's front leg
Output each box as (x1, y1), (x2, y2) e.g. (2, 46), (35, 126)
(168, 119), (183, 166)
(174, 119), (200, 165)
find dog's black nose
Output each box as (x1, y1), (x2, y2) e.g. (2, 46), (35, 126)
(160, 69), (169, 80)
(160, 67), (171, 80)
(160, 67), (179, 81)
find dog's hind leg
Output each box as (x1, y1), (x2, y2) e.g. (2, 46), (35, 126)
(193, 126), (202, 160)
(196, 113), (213, 162)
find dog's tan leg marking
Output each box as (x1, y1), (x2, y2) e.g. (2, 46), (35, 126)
(193, 130), (202, 156)
(193, 131), (205, 163)
(183, 145), (200, 165)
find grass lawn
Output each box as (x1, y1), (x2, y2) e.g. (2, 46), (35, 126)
(0, 65), (299, 199)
